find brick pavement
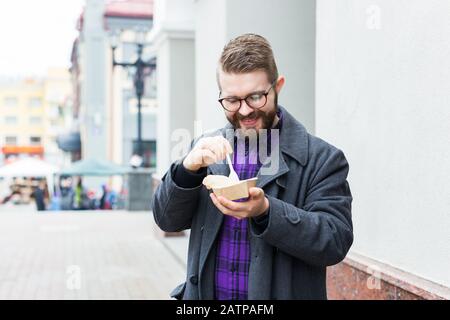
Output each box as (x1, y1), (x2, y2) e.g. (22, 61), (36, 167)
(0, 207), (187, 300)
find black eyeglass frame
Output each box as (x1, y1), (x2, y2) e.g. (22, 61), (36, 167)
(218, 81), (277, 112)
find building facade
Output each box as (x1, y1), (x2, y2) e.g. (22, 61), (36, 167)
(0, 68), (71, 167)
(69, 0), (156, 190)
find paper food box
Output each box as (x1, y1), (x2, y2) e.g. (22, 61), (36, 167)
(202, 175), (258, 201)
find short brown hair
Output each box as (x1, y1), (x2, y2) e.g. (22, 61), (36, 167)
(217, 34), (279, 88)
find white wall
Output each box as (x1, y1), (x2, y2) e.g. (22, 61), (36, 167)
(194, 0), (228, 133)
(152, 0), (196, 175)
(153, 0), (194, 31)
(155, 37), (196, 176)
(195, 0), (316, 133)
(316, 0), (450, 287)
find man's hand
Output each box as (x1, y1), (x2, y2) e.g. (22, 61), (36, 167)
(210, 187), (269, 220)
(183, 136), (233, 172)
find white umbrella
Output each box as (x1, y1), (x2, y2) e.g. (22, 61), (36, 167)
(0, 157), (59, 177)
(0, 158), (60, 196)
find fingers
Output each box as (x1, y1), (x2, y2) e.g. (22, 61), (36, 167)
(210, 194), (247, 219)
(200, 149), (218, 166)
(210, 193), (236, 217)
(187, 136), (233, 171)
(209, 138), (226, 162)
(201, 136), (233, 163)
(249, 187), (264, 199)
(187, 136), (233, 170)
(216, 195), (245, 212)
(213, 136), (233, 159)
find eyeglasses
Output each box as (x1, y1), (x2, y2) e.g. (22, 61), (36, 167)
(218, 81), (276, 112)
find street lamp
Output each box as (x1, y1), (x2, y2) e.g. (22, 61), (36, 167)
(110, 30), (156, 165)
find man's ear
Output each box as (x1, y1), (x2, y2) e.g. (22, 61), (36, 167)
(275, 75), (285, 94)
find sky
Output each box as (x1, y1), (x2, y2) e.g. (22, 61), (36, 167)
(0, 0), (85, 78)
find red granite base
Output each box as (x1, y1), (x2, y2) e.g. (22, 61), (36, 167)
(327, 253), (449, 300)
(154, 225), (185, 238)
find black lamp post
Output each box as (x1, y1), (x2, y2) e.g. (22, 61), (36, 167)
(110, 34), (156, 163)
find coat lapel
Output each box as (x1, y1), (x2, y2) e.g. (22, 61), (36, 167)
(247, 141), (290, 299)
(256, 146), (290, 189)
(197, 129), (234, 292)
(198, 162), (227, 292)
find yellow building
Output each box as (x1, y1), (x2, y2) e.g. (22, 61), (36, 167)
(42, 68), (72, 165)
(0, 68), (71, 166)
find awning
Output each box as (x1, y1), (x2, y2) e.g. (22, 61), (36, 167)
(59, 158), (129, 176)
(1, 146), (44, 155)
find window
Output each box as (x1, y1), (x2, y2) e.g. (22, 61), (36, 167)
(29, 116), (42, 125)
(5, 116), (18, 125)
(5, 136), (17, 145)
(28, 97), (42, 108)
(4, 97), (18, 107)
(47, 103), (59, 118)
(29, 136), (41, 146)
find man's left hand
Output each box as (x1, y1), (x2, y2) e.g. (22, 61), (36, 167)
(210, 187), (269, 220)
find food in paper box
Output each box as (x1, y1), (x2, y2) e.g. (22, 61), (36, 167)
(203, 175), (258, 201)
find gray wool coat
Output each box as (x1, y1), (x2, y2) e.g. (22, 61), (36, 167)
(152, 106), (353, 300)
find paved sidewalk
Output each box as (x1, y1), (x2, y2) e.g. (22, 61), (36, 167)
(158, 231), (189, 268)
(0, 208), (188, 300)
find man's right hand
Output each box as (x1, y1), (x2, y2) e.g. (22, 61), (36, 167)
(183, 136), (233, 172)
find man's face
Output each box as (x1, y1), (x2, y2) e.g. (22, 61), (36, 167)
(218, 69), (284, 132)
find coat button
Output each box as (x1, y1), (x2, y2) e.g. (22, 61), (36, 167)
(189, 275), (198, 285)
(287, 211), (301, 224)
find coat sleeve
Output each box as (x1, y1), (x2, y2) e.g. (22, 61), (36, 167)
(250, 147), (353, 267)
(152, 160), (204, 232)
(152, 135), (207, 232)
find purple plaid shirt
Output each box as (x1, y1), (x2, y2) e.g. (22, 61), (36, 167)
(214, 111), (282, 300)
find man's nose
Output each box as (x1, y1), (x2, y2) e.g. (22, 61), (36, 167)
(238, 100), (253, 117)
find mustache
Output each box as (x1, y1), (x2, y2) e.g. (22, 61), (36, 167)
(235, 110), (263, 121)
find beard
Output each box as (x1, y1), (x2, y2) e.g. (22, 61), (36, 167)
(227, 94), (278, 132)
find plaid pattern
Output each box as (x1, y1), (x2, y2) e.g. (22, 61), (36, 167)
(214, 110), (282, 300)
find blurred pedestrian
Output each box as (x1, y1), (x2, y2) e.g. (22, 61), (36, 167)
(32, 180), (47, 211)
(60, 176), (74, 210)
(73, 177), (86, 210)
(99, 184), (106, 209)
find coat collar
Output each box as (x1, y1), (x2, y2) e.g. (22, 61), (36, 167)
(276, 105), (309, 166)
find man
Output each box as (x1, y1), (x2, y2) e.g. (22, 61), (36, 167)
(153, 34), (353, 300)
(33, 180), (47, 211)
